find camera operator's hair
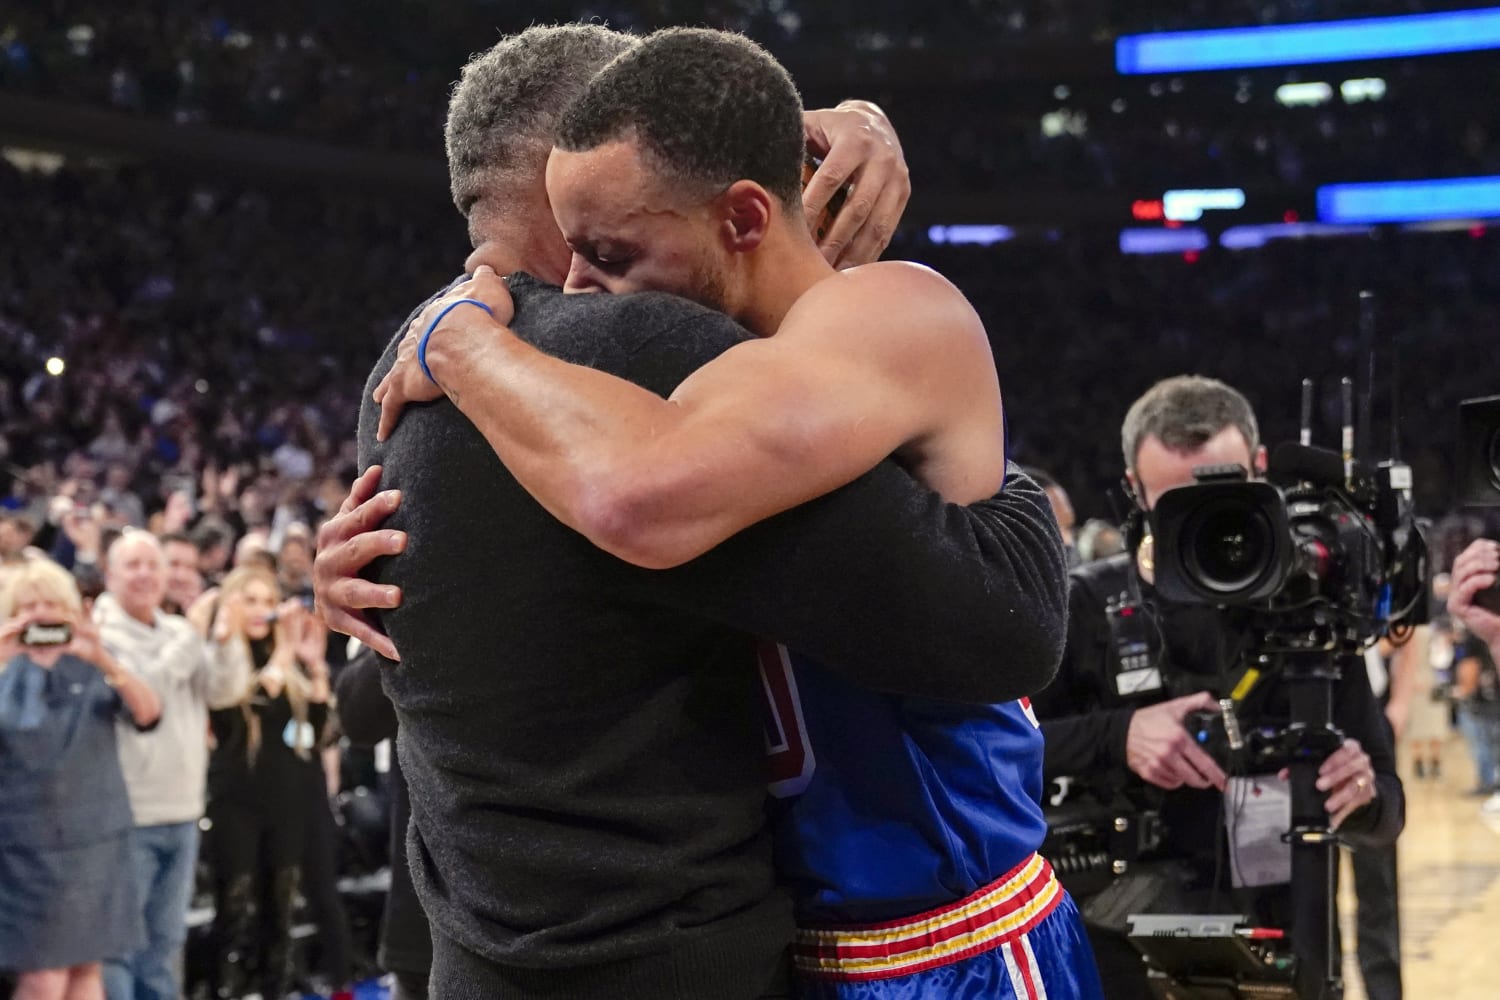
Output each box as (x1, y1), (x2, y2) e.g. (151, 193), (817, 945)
(1122, 375), (1260, 473)
(445, 24), (637, 219)
(556, 27), (805, 206)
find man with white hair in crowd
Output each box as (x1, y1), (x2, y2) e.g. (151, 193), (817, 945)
(95, 531), (252, 1000)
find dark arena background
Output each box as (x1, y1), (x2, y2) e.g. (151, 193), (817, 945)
(1, 2), (1499, 1000)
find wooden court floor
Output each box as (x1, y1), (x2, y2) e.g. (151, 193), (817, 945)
(1338, 733), (1500, 1000)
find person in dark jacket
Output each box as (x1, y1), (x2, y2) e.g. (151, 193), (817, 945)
(336, 646), (430, 999)
(0, 559), (160, 1000)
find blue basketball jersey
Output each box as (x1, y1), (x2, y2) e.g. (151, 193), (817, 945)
(760, 642), (1050, 925)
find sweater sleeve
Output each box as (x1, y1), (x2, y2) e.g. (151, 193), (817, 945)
(635, 463), (1068, 704)
(1033, 579), (1136, 779)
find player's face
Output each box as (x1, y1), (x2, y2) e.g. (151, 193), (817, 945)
(546, 141), (731, 311)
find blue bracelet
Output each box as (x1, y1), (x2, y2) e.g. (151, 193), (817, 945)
(418, 298), (495, 384)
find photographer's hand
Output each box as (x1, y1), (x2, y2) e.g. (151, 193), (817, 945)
(1317, 738), (1377, 830)
(1126, 691), (1228, 791)
(1449, 539), (1500, 649)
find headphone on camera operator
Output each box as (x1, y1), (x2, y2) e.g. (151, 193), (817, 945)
(1031, 376), (1404, 1000)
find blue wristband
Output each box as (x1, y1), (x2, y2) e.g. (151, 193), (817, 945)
(418, 298), (495, 385)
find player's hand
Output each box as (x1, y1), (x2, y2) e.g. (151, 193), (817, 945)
(313, 467), (405, 661)
(802, 101), (910, 268)
(1317, 738), (1378, 830)
(1126, 691), (1228, 791)
(1449, 539), (1500, 648)
(373, 267), (515, 442)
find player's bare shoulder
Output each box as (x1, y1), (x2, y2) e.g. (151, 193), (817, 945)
(784, 261), (990, 360)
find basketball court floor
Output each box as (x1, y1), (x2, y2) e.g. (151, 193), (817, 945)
(1339, 734), (1500, 1000)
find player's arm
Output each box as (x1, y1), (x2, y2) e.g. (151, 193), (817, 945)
(637, 462), (1069, 703)
(386, 264), (1000, 568)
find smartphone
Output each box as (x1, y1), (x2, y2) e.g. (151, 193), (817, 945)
(21, 622), (72, 646)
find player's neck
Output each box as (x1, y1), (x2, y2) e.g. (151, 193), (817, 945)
(738, 229), (836, 337)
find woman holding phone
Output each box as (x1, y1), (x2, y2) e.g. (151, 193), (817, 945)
(0, 559), (160, 1000)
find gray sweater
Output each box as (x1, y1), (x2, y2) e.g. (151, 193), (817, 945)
(94, 593), (252, 826)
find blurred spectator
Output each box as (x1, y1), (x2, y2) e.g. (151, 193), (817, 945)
(191, 521), (234, 586)
(97, 532), (251, 1000)
(99, 463), (145, 528)
(1076, 518), (1127, 564)
(1453, 625), (1500, 796)
(200, 567), (332, 999)
(337, 646), (431, 999)
(277, 523), (313, 600)
(159, 530), (204, 615)
(0, 513), (42, 586)
(233, 529), (275, 573)
(0, 559), (160, 1000)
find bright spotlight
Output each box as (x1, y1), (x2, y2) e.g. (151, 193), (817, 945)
(45, 357), (65, 377)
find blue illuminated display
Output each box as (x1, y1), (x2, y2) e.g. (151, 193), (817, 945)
(1317, 176), (1500, 224)
(1117, 8), (1500, 74)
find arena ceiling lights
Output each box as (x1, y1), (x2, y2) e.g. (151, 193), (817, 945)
(1117, 8), (1500, 74)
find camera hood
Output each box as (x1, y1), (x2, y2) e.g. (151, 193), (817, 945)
(1150, 480), (1293, 605)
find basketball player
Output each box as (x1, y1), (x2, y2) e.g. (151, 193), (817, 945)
(374, 28), (1102, 1000)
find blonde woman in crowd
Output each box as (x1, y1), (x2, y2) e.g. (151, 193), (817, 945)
(200, 566), (331, 999)
(0, 560), (160, 1000)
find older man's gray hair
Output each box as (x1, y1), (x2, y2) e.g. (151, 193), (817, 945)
(445, 24), (636, 222)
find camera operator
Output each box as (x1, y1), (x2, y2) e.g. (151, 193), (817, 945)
(1032, 376), (1405, 999)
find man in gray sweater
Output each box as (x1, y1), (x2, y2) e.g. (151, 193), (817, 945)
(98, 532), (251, 1000)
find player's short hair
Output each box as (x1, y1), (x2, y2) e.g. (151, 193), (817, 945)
(556, 27), (805, 207)
(445, 24), (637, 218)
(1122, 375), (1260, 473)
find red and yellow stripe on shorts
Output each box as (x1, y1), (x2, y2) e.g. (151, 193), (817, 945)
(792, 851), (1064, 993)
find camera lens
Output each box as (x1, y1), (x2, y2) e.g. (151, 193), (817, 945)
(1181, 499), (1275, 596)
